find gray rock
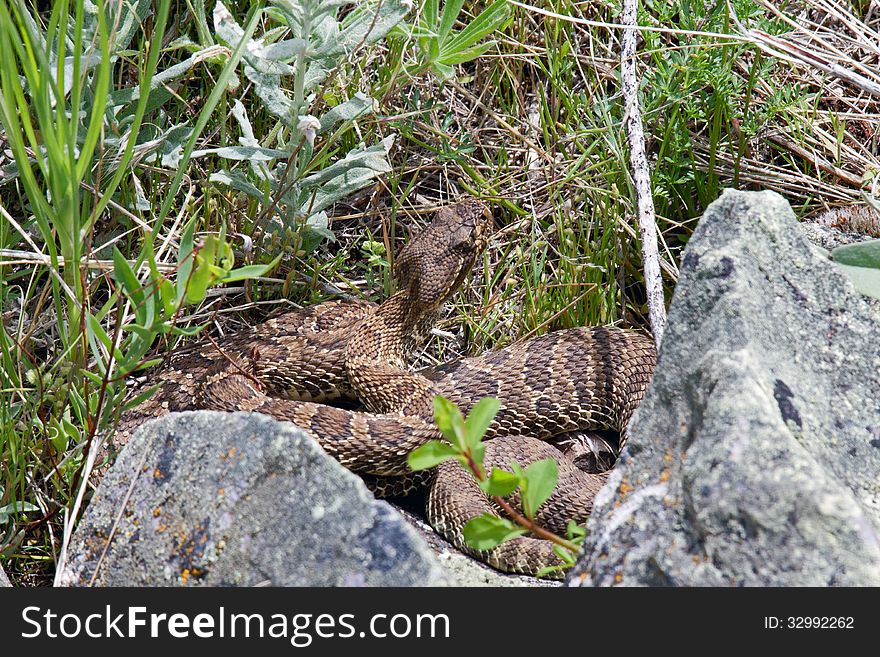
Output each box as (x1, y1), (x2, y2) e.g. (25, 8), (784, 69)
(59, 411), (448, 586)
(569, 189), (880, 587)
(0, 563), (10, 587)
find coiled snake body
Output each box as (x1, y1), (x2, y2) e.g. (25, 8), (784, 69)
(117, 201), (656, 577)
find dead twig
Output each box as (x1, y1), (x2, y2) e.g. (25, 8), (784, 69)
(620, 0), (667, 347)
(744, 29), (880, 99)
(766, 132), (865, 188)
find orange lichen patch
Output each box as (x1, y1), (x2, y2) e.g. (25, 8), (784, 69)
(153, 467), (164, 479)
(155, 523), (167, 533)
(614, 572), (623, 583)
(153, 507), (162, 517)
(619, 480), (634, 497)
(659, 469), (670, 483)
(172, 520), (211, 583)
(217, 487), (225, 496)
(181, 568), (190, 585)
(664, 450), (673, 464)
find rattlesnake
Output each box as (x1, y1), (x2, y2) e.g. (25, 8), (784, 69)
(115, 200), (657, 577)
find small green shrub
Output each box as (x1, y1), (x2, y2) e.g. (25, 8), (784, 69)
(409, 395), (586, 578)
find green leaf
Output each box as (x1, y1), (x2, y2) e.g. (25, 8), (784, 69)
(48, 420), (68, 455)
(407, 440), (460, 470)
(120, 384), (162, 413)
(535, 564), (566, 578)
(439, 40), (496, 66)
(439, 0), (465, 41)
(209, 169), (267, 200)
(170, 324), (205, 337)
(566, 520), (587, 540)
(112, 247), (145, 323)
(80, 370), (106, 386)
(325, 0), (412, 62)
(424, 0), (439, 32)
(428, 35), (441, 62)
(0, 501), (40, 525)
(108, 0), (154, 53)
(464, 396), (500, 448)
(218, 224), (234, 270)
(201, 234), (219, 269)
(220, 253), (282, 283)
(462, 514), (527, 550)
(187, 249), (213, 304)
(122, 323), (158, 344)
(318, 92), (375, 134)
(430, 62), (456, 82)
(116, 357), (163, 380)
(67, 385), (87, 420)
(479, 467), (520, 497)
(433, 395), (467, 450)
(191, 145), (290, 161)
(136, 357), (164, 371)
(835, 263), (880, 300)
(87, 313), (123, 366)
(297, 136), (394, 216)
(831, 238), (880, 268)
(60, 415), (82, 445)
(159, 278), (177, 316)
(521, 458), (558, 520)
(552, 543), (577, 566)
(240, 67), (295, 125)
(442, 0), (510, 55)
(535, 545), (578, 578)
(108, 39), (218, 108)
(144, 240), (177, 317)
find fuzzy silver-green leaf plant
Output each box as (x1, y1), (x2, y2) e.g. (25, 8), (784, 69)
(210, 1), (410, 251)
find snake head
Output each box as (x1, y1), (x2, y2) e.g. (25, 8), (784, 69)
(395, 199), (493, 311)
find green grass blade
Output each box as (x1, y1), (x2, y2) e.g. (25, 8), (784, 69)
(75, 0), (111, 182)
(152, 5), (263, 229)
(86, 0), (173, 231)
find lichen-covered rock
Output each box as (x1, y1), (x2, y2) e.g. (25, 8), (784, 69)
(0, 563), (10, 587)
(59, 411), (448, 586)
(569, 189), (880, 587)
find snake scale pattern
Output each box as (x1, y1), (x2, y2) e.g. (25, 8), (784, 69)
(115, 200), (657, 577)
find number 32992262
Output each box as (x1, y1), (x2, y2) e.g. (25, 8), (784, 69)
(764, 617), (854, 629)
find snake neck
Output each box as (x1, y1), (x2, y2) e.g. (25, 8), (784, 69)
(344, 289), (439, 415)
(345, 289), (438, 367)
